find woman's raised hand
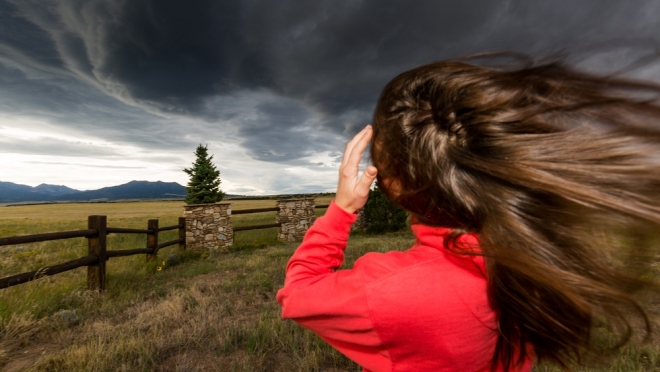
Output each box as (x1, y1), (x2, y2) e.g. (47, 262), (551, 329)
(335, 125), (378, 214)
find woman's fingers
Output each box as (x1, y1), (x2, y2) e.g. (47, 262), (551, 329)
(357, 166), (378, 196)
(347, 126), (373, 170)
(341, 125), (371, 168)
(335, 125), (376, 214)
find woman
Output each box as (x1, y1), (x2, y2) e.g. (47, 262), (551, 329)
(277, 57), (660, 371)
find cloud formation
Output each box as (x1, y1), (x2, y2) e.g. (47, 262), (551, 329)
(1, 0), (660, 192)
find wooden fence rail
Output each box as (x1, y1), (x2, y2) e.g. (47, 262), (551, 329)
(232, 207), (279, 215)
(230, 204), (329, 232)
(0, 203), (331, 291)
(0, 216), (186, 291)
(233, 223), (281, 232)
(0, 229), (97, 246)
(0, 255), (99, 289)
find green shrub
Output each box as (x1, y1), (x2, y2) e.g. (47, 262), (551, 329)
(362, 185), (408, 234)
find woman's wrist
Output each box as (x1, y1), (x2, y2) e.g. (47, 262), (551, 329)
(334, 199), (359, 214)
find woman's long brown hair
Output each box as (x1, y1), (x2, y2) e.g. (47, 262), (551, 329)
(370, 56), (660, 370)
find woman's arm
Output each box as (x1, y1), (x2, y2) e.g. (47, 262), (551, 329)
(278, 124), (376, 293)
(275, 201), (389, 370)
(276, 126), (389, 370)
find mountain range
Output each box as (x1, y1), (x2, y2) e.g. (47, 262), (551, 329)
(0, 181), (187, 203)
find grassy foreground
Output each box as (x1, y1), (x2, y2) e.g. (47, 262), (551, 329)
(1, 199), (659, 371)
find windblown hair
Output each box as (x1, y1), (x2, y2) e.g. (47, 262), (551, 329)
(371, 56), (660, 370)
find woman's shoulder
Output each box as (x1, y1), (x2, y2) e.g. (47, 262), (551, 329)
(349, 237), (487, 287)
(349, 245), (442, 283)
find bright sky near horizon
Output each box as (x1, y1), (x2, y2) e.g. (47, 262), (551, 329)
(1, 0), (660, 193)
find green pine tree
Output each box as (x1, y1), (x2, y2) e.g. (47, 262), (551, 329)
(184, 144), (225, 204)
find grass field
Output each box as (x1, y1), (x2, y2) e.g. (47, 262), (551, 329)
(1, 199), (659, 371)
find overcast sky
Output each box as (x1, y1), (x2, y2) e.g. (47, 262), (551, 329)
(1, 0), (660, 194)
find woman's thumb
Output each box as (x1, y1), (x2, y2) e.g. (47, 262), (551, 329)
(361, 166), (378, 186)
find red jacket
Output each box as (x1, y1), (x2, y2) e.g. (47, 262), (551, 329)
(277, 201), (534, 372)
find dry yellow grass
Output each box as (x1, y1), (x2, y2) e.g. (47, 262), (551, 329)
(0, 197), (333, 226)
(0, 196), (360, 371)
(0, 197), (333, 278)
(1, 197), (660, 371)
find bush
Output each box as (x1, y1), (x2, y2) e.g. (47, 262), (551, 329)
(362, 185), (408, 234)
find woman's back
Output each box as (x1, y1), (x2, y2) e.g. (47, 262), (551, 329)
(356, 225), (520, 371)
(278, 204), (533, 371)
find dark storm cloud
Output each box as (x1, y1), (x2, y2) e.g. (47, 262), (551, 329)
(0, 58), (203, 151)
(2, 0), (660, 172)
(28, 161), (144, 169)
(0, 1), (62, 69)
(4, 0), (254, 113)
(237, 99), (315, 161)
(0, 136), (120, 157)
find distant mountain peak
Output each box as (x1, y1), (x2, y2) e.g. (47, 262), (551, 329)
(0, 180), (186, 203)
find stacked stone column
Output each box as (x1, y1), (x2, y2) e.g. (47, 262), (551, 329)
(183, 202), (233, 252)
(277, 198), (315, 242)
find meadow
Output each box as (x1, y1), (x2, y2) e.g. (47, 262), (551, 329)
(0, 199), (659, 371)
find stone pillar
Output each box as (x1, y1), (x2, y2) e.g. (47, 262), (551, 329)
(183, 202), (233, 252)
(277, 198), (315, 242)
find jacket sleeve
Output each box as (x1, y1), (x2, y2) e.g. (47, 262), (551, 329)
(276, 201), (389, 370)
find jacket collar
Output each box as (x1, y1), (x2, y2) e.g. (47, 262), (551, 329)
(410, 221), (480, 252)
(410, 221), (486, 275)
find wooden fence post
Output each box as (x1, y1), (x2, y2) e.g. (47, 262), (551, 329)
(87, 215), (107, 291)
(147, 219), (158, 261)
(178, 217), (186, 251)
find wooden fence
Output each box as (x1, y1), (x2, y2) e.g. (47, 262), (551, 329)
(230, 204), (327, 231)
(0, 216), (185, 291)
(0, 204), (330, 291)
